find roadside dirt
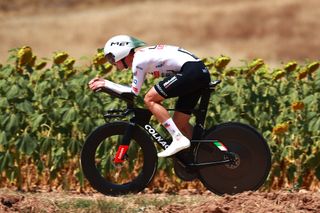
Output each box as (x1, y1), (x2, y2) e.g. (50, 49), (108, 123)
(162, 190), (320, 213)
(0, 190), (319, 212)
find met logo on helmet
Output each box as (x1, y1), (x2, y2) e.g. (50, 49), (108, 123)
(110, 41), (130, 46)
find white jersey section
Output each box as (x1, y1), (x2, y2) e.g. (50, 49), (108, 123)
(131, 45), (200, 95)
(104, 45), (200, 95)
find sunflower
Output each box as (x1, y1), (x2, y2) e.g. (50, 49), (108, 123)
(291, 102), (304, 111)
(272, 123), (289, 135)
(17, 46), (33, 66)
(93, 52), (107, 65)
(53, 52), (69, 65)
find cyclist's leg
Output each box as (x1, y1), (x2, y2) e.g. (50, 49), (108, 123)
(144, 88), (170, 123)
(144, 88), (192, 139)
(172, 111), (192, 139)
(144, 87), (187, 141)
(145, 87), (190, 158)
(148, 61), (210, 157)
(144, 89), (193, 138)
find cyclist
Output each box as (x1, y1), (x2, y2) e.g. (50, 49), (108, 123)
(89, 35), (210, 157)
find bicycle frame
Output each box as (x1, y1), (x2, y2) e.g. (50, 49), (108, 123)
(101, 80), (235, 167)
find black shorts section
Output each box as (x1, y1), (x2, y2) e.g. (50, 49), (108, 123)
(154, 61), (211, 114)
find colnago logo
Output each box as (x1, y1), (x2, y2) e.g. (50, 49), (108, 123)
(111, 41), (130, 46)
(145, 125), (169, 149)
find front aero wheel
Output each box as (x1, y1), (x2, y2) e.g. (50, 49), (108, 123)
(195, 122), (271, 195)
(81, 121), (157, 196)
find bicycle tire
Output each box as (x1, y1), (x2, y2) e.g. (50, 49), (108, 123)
(80, 121), (158, 196)
(195, 122), (271, 195)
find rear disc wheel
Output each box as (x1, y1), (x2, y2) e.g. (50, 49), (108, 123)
(195, 122), (271, 195)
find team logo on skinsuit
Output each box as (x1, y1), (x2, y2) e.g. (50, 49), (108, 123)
(132, 86), (138, 93)
(153, 71), (160, 78)
(163, 76), (177, 88)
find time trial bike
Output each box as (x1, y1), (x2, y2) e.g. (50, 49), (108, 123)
(80, 80), (271, 196)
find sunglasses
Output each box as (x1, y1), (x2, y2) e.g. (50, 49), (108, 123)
(105, 53), (116, 65)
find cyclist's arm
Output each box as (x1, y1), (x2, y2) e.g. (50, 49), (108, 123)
(131, 67), (146, 95)
(131, 54), (148, 95)
(104, 79), (132, 94)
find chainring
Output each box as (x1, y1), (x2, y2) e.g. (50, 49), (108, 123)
(173, 159), (198, 181)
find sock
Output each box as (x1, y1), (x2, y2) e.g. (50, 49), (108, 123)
(162, 118), (182, 140)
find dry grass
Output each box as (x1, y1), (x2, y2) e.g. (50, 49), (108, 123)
(0, 0), (319, 66)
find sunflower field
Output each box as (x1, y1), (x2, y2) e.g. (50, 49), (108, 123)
(0, 46), (319, 192)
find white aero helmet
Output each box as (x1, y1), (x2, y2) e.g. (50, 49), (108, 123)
(103, 35), (146, 64)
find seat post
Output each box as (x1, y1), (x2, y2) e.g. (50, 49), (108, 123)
(197, 89), (211, 126)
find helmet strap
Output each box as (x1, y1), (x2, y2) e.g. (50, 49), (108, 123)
(121, 58), (128, 69)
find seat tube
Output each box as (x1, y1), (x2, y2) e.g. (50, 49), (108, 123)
(192, 90), (211, 139)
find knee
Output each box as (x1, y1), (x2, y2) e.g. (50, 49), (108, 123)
(144, 93), (153, 109)
(144, 88), (164, 110)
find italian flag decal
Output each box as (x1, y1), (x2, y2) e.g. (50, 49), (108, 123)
(213, 141), (228, 151)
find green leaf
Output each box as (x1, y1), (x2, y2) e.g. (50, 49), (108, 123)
(16, 100), (34, 113)
(79, 94), (91, 106)
(40, 138), (54, 154)
(5, 114), (19, 132)
(308, 117), (320, 132)
(303, 95), (315, 105)
(30, 113), (44, 131)
(50, 147), (65, 172)
(0, 79), (8, 90)
(37, 160), (45, 173)
(42, 95), (53, 106)
(37, 81), (50, 93)
(82, 117), (93, 134)
(0, 131), (7, 145)
(6, 85), (20, 100)
(55, 147), (65, 156)
(0, 151), (12, 172)
(0, 98), (9, 109)
(17, 133), (37, 155)
(75, 168), (85, 187)
(63, 107), (77, 123)
(68, 139), (80, 155)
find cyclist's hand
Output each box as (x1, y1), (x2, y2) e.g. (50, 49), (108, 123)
(88, 77), (106, 92)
